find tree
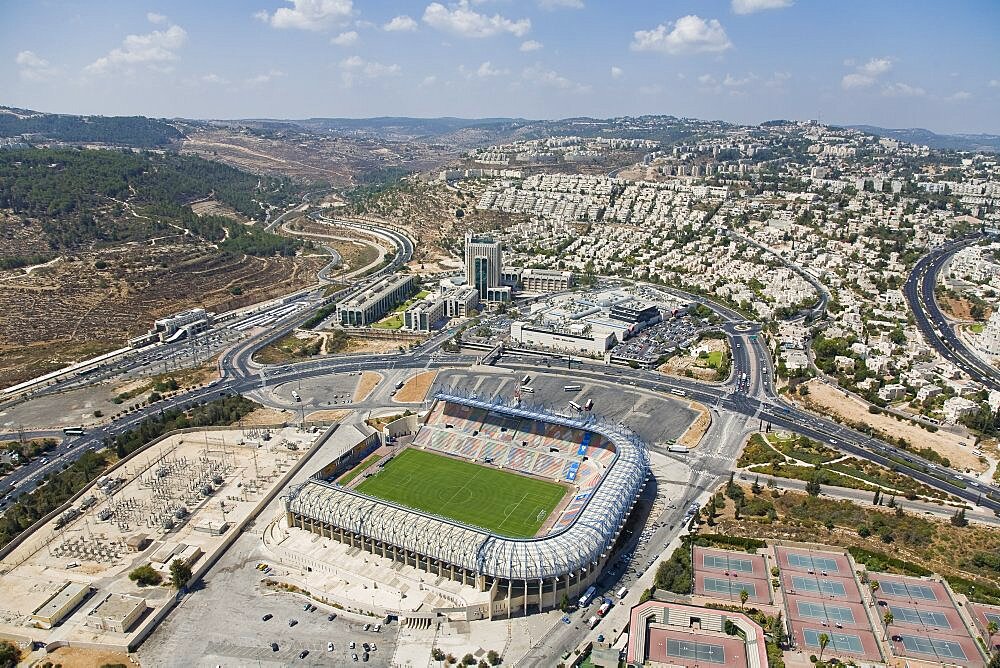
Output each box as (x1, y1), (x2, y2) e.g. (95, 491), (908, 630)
(431, 648), (446, 662)
(0, 640), (20, 668)
(988, 620), (999, 652)
(170, 558), (192, 589)
(950, 508), (968, 527)
(817, 632), (830, 662)
(129, 564), (162, 587)
(883, 610), (894, 641)
(559, 593), (569, 612)
(462, 654), (475, 665)
(869, 580), (880, 606)
(739, 589), (749, 609)
(805, 475), (822, 497)
(872, 488), (882, 505)
(487, 650), (501, 666)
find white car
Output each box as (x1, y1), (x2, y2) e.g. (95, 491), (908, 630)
(328, 642), (335, 652)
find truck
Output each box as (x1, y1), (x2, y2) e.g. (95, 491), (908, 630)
(291, 391), (300, 402)
(667, 445), (690, 454)
(395, 380), (405, 390)
(588, 615), (600, 629)
(597, 599), (612, 617)
(616, 587), (628, 599)
(578, 585), (597, 608)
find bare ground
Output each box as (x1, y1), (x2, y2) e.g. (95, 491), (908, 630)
(394, 370), (439, 403)
(797, 379), (984, 472)
(30, 646), (135, 668)
(353, 371), (382, 403)
(676, 401), (711, 448)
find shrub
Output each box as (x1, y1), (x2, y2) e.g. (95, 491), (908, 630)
(129, 564), (162, 586)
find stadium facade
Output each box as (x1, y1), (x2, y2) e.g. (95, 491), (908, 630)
(284, 392), (650, 617)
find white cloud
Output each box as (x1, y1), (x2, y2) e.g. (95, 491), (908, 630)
(988, 79), (1000, 88)
(421, 75), (438, 86)
(15, 51), (58, 82)
(383, 15), (418, 32)
(200, 73), (229, 85)
(246, 69), (285, 86)
(331, 30), (359, 45)
(539, 0), (584, 9)
(146, 12), (168, 24)
(610, 66), (623, 79)
(339, 55), (401, 86)
(841, 57), (892, 89)
(521, 64), (589, 93)
(697, 73), (717, 86)
(256, 0), (353, 31)
(471, 61), (508, 78)
(765, 71), (790, 88)
(520, 40), (543, 52)
(84, 23), (187, 75)
(631, 15), (732, 55)
(881, 82), (925, 98)
(731, 0), (793, 14)
(423, 1), (531, 38)
(946, 90), (972, 102)
(723, 73), (756, 87)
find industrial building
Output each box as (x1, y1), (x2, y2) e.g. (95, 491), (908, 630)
(284, 393), (649, 618)
(86, 593), (147, 633)
(30, 581), (91, 629)
(336, 274), (416, 326)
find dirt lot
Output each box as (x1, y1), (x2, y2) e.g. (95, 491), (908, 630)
(0, 242), (323, 387)
(676, 401), (711, 448)
(29, 646), (134, 668)
(354, 371), (382, 402)
(798, 379), (983, 472)
(238, 406), (291, 426)
(394, 370), (439, 403)
(659, 337), (728, 382)
(304, 409), (350, 423)
(191, 198), (251, 223)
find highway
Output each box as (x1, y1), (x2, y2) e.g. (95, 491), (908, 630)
(905, 233), (1000, 391)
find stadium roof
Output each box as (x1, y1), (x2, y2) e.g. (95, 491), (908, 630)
(286, 392), (650, 581)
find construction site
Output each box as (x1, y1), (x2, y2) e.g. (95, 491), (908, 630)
(0, 425), (317, 652)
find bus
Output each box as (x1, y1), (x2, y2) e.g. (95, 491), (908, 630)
(670, 388), (686, 397)
(584, 398), (594, 411)
(291, 391), (301, 402)
(569, 401), (582, 412)
(520, 387), (535, 394)
(521, 375), (530, 385)
(62, 427), (84, 436)
(564, 385), (582, 392)
(579, 585), (597, 608)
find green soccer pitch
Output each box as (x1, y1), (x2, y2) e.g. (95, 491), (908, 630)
(354, 447), (568, 538)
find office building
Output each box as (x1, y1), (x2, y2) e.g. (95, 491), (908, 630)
(336, 275), (416, 327)
(465, 233), (503, 301)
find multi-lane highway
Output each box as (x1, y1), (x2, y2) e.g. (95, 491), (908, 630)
(905, 233), (1000, 391)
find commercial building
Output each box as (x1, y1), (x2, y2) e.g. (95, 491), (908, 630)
(337, 274), (416, 327)
(403, 297), (446, 333)
(609, 300), (661, 326)
(464, 233), (503, 301)
(30, 581), (91, 629)
(517, 268), (575, 292)
(86, 593), (147, 633)
(626, 600), (769, 668)
(444, 286), (479, 318)
(510, 320), (617, 355)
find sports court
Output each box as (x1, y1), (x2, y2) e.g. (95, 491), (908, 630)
(643, 627), (747, 668)
(969, 602), (1000, 654)
(871, 573), (985, 667)
(778, 546), (882, 662)
(692, 546), (771, 605)
(354, 447), (567, 538)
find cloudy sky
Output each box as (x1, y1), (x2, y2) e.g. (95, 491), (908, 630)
(2, 0), (999, 133)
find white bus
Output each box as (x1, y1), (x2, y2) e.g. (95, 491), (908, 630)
(564, 385), (582, 391)
(62, 427), (84, 436)
(578, 585), (597, 607)
(670, 388), (686, 397)
(520, 387), (535, 394)
(584, 398), (594, 411)
(568, 401), (582, 411)
(521, 375), (530, 385)
(291, 391), (301, 402)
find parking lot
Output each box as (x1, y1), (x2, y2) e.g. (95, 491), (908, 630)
(609, 315), (705, 366)
(433, 369), (698, 446)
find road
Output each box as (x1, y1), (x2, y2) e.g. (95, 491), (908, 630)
(905, 233), (1000, 391)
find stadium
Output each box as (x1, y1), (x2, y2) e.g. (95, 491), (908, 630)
(284, 391), (650, 616)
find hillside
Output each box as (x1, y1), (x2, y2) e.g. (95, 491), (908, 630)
(850, 124), (1000, 153)
(0, 106), (183, 148)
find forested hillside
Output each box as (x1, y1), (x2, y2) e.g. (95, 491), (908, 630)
(0, 110), (182, 147)
(0, 148), (301, 256)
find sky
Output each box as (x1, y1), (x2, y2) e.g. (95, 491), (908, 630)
(2, 0), (999, 134)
